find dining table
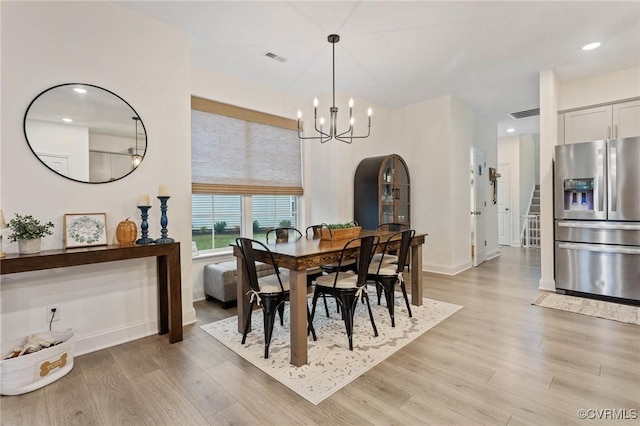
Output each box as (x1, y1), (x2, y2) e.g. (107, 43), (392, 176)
(232, 229), (427, 366)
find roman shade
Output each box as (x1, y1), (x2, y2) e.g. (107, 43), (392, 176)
(191, 96), (302, 195)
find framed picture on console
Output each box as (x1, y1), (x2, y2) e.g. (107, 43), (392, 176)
(64, 213), (108, 248)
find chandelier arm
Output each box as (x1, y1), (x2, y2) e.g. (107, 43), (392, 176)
(334, 137), (354, 144)
(298, 130), (329, 141)
(336, 125), (371, 141)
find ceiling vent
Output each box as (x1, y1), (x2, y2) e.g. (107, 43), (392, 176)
(263, 51), (287, 63)
(508, 108), (540, 119)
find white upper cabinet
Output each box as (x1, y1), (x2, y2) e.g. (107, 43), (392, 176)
(613, 100), (640, 139)
(559, 99), (640, 144)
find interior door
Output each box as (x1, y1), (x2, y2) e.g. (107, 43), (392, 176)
(497, 164), (511, 246)
(471, 148), (487, 266)
(37, 153), (70, 177)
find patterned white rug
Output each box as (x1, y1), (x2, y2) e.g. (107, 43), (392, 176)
(201, 293), (462, 405)
(533, 291), (639, 325)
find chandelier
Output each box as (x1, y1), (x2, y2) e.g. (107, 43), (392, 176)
(297, 34), (372, 144)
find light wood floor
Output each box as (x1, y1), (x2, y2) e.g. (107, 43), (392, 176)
(2, 247), (638, 425)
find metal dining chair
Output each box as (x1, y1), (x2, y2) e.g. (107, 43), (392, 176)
(310, 235), (380, 350)
(236, 237), (316, 358)
(267, 226), (330, 316)
(367, 229), (414, 327)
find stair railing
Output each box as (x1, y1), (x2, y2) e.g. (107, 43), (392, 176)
(521, 214), (540, 248)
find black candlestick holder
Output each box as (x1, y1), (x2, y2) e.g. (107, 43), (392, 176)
(135, 205), (154, 244)
(155, 196), (174, 244)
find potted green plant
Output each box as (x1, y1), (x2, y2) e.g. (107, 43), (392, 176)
(7, 214), (54, 254)
(320, 221), (361, 240)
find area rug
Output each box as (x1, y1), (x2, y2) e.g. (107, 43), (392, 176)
(533, 291), (639, 325)
(200, 293), (462, 405)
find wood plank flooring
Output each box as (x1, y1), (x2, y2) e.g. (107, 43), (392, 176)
(2, 247), (638, 425)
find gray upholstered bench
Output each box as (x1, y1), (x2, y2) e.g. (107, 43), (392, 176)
(204, 260), (276, 308)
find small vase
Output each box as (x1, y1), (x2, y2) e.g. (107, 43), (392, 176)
(18, 238), (42, 254)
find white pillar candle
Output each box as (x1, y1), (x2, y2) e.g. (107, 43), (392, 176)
(137, 194), (150, 206)
(158, 185), (169, 197)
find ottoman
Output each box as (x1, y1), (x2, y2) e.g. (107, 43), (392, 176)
(203, 260), (276, 308)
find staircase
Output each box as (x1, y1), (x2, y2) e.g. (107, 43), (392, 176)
(522, 184), (540, 247)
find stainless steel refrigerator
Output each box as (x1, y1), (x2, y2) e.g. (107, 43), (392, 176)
(554, 136), (640, 302)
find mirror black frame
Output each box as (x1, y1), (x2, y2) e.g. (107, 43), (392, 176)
(23, 82), (147, 184)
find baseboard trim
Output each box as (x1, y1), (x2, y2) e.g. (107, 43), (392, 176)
(74, 307), (198, 356)
(538, 278), (556, 292)
(192, 290), (206, 302)
(424, 261), (471, 276)
(486, 249), (500, 260)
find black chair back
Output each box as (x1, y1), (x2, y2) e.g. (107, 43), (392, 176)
(266, 227), (303, 243)
(378, 222), (409, 232)
(331, 235), (378, 288)
(395, 229), (415, 273)
(305, 225), (322, 239)
(235, 238), (285, 293)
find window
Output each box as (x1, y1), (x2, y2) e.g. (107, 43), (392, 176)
(192, 194), (241, 251)
(190, 96), (302, 254)
(192, 194), (297, 253)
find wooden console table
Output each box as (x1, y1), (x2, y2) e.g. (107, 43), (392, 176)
(0, 243), (183, 343)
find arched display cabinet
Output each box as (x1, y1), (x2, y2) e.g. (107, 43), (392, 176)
(354, 154), (410, 230)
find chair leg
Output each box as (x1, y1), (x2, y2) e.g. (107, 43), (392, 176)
(376, 282), (382, 305)
(335, 293), (356, 350)
(306, 305), (317, 341)
(400, 280), (412, 318)
(310, 288), (321, 324)
(322, 293), (330, 317)
(261, 299), (282, 359)
(363, 292), (379, 337)
(382, 281), (396, 327)
(241, 301), (255, 344)
(277, 303), (285, 326)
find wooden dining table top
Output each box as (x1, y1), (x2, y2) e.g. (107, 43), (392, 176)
(232, 229), (427, 271)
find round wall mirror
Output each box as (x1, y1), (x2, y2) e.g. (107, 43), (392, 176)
(23, 83), (147, 183)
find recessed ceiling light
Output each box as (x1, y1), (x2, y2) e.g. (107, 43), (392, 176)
(62, 117), (73, 123)
(73, 87), (87, 94)
(507, 128), (515, 133)
(582, 42), (601, 51)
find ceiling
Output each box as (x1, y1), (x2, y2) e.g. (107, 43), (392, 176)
(118, 1), (640, 139)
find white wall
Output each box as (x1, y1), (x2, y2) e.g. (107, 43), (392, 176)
(559, 67), (640, 110)
(450, 97), (475, 270)
(390, 95), (477, 275)
(1, 2), (194, 355)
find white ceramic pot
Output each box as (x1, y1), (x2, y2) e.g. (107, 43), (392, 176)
(18, 238), (41, 254)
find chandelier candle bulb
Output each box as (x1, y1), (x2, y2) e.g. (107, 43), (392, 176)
(137, 194), (150, 206)
(158, 185), (169, 197)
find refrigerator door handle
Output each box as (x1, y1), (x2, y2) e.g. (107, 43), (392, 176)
(558, 242), (640, 255)
(558, 221), (640, 231)
(597, 147), (605, 212)
(609, 146), (617, 212)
